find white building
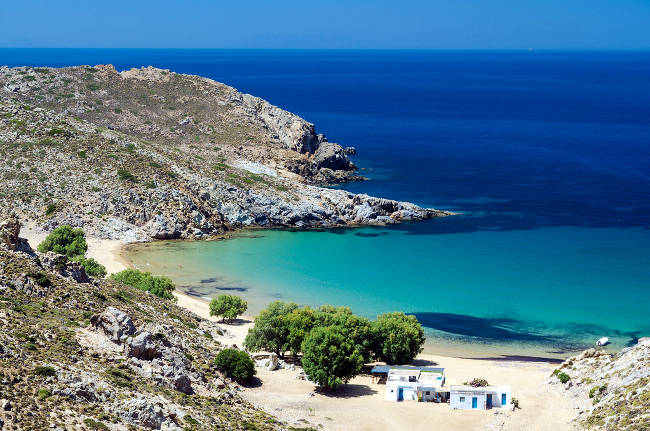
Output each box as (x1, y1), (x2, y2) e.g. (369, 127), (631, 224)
(373, 366), (446, 402)
(449, 385), (512, 410)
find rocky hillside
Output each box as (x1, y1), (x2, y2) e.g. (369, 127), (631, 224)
(0, 218), (310, 431)
(0, 65), (449, 241)
(547, 340), (650, 430)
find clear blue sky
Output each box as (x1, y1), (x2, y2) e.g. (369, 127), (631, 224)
(2, 0), (649, 49)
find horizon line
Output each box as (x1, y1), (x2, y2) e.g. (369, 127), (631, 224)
(2, 47), (650, 52)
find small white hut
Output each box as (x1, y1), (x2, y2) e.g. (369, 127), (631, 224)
(449, 385), (512, 410)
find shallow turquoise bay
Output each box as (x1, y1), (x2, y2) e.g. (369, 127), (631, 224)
(126, 224), (650, 358)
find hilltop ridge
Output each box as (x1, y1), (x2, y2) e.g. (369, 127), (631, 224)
(0, 65), (450, 242)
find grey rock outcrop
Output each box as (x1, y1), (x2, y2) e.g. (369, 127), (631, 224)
(0, 213), (33, 254)
(120, 398), (165, 429)
(312, 142), (355, 171)
(127, 331), (161, 360)
(91, 307), (136, 343)
(38, 252), (90, 283)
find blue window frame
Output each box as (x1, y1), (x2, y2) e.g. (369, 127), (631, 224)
(501, 393), (507, 406)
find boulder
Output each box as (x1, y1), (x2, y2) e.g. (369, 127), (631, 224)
(38, 252), (90, 283)
(91, 307), (136, 343)
(127, 332), (160, 360)
(173, 374), (193, 395)
(265, 352), (279, 371)
(312, 142), (355, 171)
(0, 213), (20, 251)
(120, 398), (165, 429)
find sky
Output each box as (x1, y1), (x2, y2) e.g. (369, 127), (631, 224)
(1, 0), (650, 50)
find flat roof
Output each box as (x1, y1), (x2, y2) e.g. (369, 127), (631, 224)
(450, 385), (508, 392)
(371, 365), (445, 374)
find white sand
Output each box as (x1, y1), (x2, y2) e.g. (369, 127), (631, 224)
(20, 229), (576, 430)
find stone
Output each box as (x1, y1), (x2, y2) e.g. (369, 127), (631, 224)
(127, 332), (160, 360)
(0, 213), (20, 251)
(265, 352), (279, 371)
(120, 398), (165, 429)
(1, 398), (10, 411)
(91, 307), (136, 343)
(173, 374), (193, 395)
(312, 142), (355, 171)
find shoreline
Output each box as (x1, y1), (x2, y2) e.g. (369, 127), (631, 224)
(23, 224), (575, 362)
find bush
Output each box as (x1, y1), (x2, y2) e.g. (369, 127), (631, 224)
(209, 294), (248, 322)
(371, 312), (425, 364)
(38, 388), (51, 400)
(34, 366), (56, 377)
(37, 225), (88, 258)
(71, 256), (107, 278)
(110, 269), (175, 300)
(214, 348), (256, 381)
(556, 372), (570, 384)
(117, 169), (137, 182)
(464, 377), (489, 387)
(301, 326), (364, 390)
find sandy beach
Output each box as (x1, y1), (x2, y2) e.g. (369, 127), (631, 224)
(21, 229), (576, 430)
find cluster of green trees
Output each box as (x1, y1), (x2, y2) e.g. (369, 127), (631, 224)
(243, 301), (425, 389)
(110, 269), (176, 301)
(37, 225), (107, 278)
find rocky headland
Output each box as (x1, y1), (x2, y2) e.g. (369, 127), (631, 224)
(0, 65), (450, 242)
(547, 339), (650, 430)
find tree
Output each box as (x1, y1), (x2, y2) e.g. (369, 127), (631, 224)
(110, 269), (176, 300)
(315, 306), (373, 361)
(214, 348), (256, 382)
(209, 294), (248, 322)
(71, 256), (107, 278)
(37, 225), (88, 257)
(371, 312), (425, 364)
(301, 326), (364, 390)
(285, 306), (316, 358)
(243, 301), (298, 358)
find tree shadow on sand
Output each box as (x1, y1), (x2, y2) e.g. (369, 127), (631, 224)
(317, 384), (378, 399)
(241, 376), (263, 388)
(410, 358), (440, 367)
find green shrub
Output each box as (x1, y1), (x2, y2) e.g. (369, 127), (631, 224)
(209, 294), (248, 322)
(27, 270), (51, 287)
(83, 419), (108, 430)
(86, 82), (101, 91)
(45, 202), (58, 216)
(214, 348), (256, 381)
(109, 269), (176, 300)
(464, 378), (489, 387)
(557, 372), (570, 384)
(71, 256), (107, 278)
(38, 388), (52, 400)
(34, 366), (56, 377)
(117, 169), (137, 182)
(37, 225), (87, 258)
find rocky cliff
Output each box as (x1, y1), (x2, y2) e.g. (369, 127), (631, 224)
(0, 65), (449, 241)
(547, 340), (650, 430)
(0, 221), (301, 430)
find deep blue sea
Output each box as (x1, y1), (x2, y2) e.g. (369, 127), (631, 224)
(4, 49), (650, 358)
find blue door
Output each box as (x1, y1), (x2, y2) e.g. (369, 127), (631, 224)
(501, 393), (507, 406)
(398, 388), (404, 401)
(486, 394), (492, 408)
(472, 397), (478, 409)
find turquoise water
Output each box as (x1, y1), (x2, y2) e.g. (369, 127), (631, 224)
(125, 225), (650, 358)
